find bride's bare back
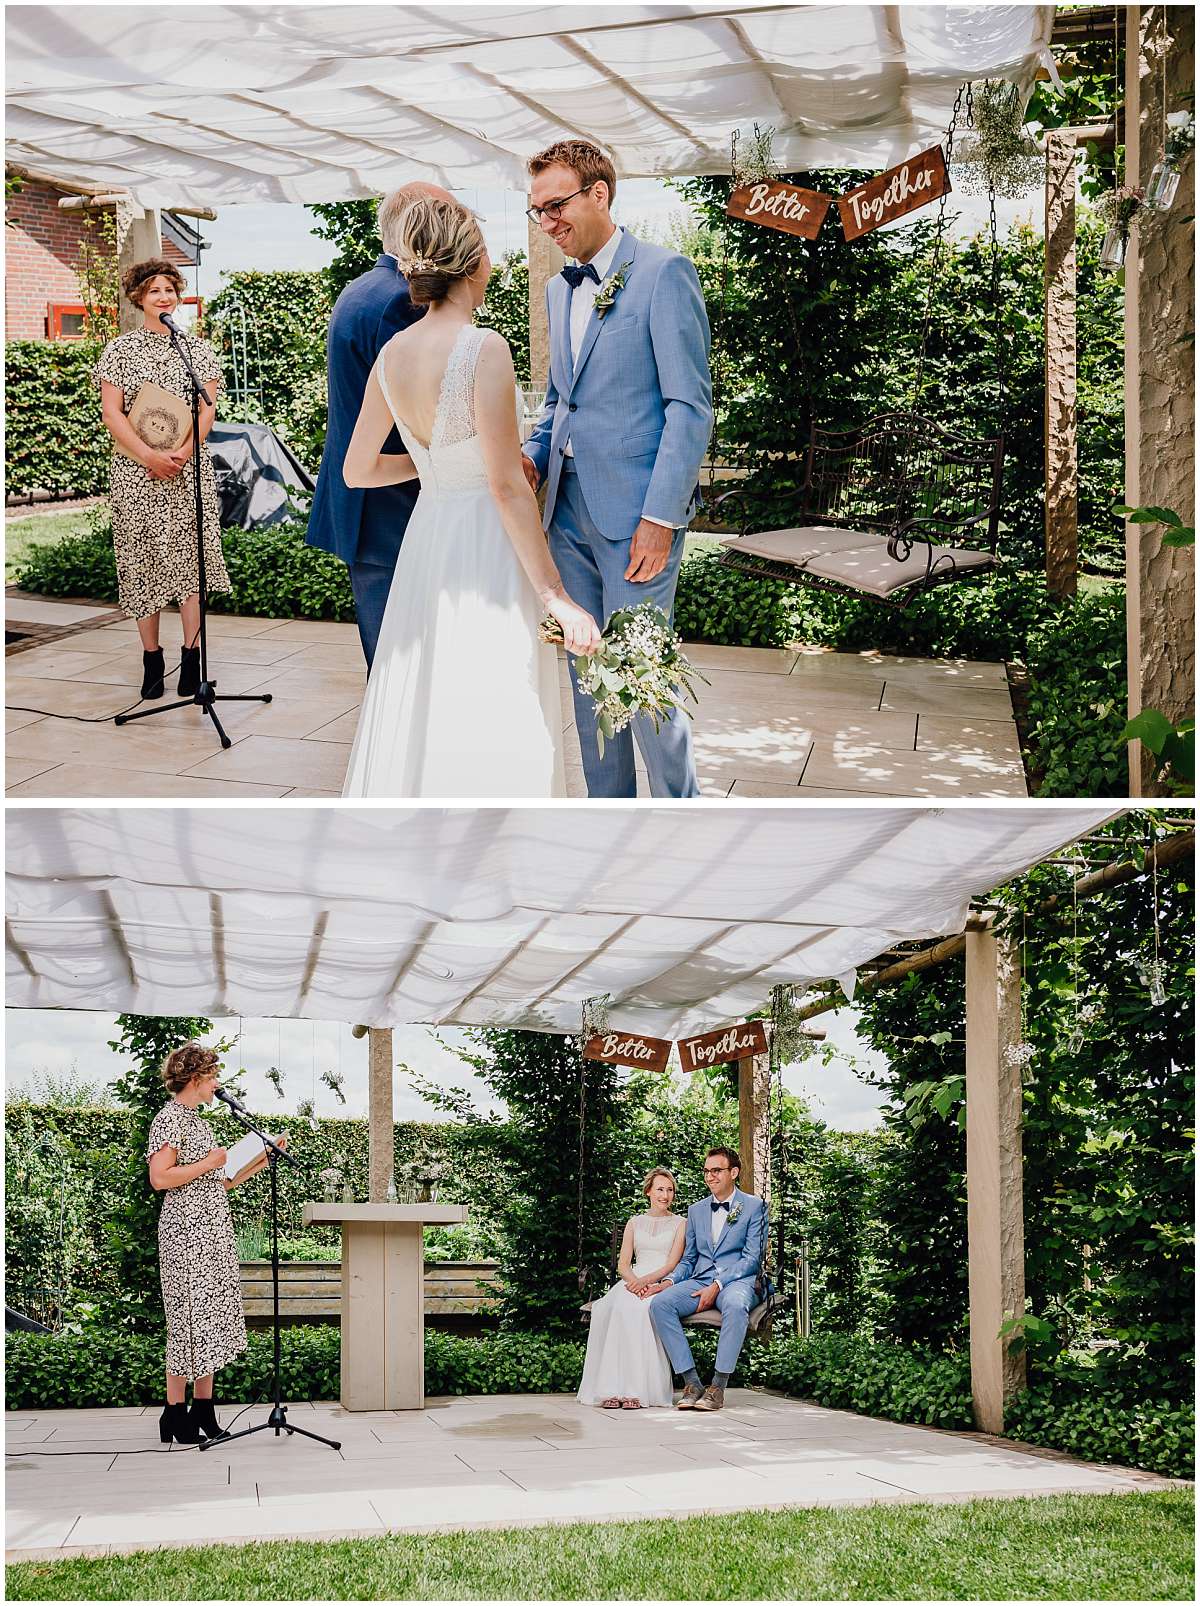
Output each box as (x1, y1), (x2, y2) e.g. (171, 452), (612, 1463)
(380, 318), (478, 448)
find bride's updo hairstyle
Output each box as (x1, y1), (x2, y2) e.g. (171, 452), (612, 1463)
(642, 1167), (676, 1199)
(387, 196), (486, 307)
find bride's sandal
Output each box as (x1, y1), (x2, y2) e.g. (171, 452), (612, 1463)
(600, 1397), (623, 1409)
(621, 1397), (642, 1410)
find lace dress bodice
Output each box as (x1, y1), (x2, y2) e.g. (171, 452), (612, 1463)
(630, 1212), (680, 1276)
(376, 323), (491, 497)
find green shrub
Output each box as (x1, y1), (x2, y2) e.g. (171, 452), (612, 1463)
(4, 341), (111, 497)
(745, 1333), (974, 1430)
(1006, 1380), (1195, 1481)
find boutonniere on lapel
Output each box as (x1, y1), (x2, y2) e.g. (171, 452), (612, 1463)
(593, 263), (631, 318)
(727, 1202), (743, 1224)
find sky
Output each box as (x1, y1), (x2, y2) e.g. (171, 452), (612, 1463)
(4, 1003), (890, 1131)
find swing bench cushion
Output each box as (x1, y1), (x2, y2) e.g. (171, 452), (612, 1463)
(719, 524), (995, 599)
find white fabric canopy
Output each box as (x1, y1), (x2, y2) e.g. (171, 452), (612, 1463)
(5, 4), (1054, 205)
(6, 806), (1114, 1035)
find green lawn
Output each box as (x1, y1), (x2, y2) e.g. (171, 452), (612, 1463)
(5, 508), (95, 581)
(6, 1490), (1193, 1601)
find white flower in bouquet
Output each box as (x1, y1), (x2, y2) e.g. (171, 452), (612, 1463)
(542, 603), (708, 757)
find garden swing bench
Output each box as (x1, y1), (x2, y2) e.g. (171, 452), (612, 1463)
(714, 85), (1009, 609)
(575, 1044), (793, 1346)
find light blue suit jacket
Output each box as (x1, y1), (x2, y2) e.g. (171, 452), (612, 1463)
(669, 1189), (768, 1290)
(525, 230), (713, 543)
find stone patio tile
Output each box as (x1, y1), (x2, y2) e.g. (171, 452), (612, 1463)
(684, 644), (799, 674)
(88, 614), (292, 639)
(705, 669), (884, 714)
(498, 1446), (699, 1491)
(6, 763), (291, 799)
(68, 1495), (386, 1549)
(6, 708), (45, 733)
(244, 666), (365, 700)
(879, 683), (1016, 717)
(852, 1456), (1132, 1497)
(4, 647), (130, 682)
(3, 674), (140, 717)
(368, 1483), (628, 1530)
(6, 599), (117, 627)
(691, 731), (813, 787)
(164, 637), (314, 667)
(6, 754), (60, 786)
(4, 1511), (82, 1549)
(185, 693), (362, 741)
(247, 620), (367, 643)
(284, 787), (343, 798)
(802, 741), (1027, 798)
(65, 655), (292, 697)
(7, 713), (230, 776)
(270, 641), (371, 671)
(184, 734), (352, 790)
(306, 708), (360, 743)
(916, 714), (1024, 759)
(858, 654), (1009, 689)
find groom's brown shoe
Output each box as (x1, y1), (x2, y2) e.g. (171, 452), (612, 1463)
(676, 1383), (706, 1410)
(693, 1385), (724, 1412)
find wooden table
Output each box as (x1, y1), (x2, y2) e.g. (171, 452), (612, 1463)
(302, 1202), (468, 1410)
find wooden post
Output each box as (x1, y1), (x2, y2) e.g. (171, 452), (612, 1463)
(115, 198), (161, 333)
(367, 1026), (393, 1203)
(738, 1048), (771, 1207)
(964, 919), (1027, 1434)
(527, 208), (564, 389)
(1044, 130), (1078, 597)
(1124, 5), (1196, 794)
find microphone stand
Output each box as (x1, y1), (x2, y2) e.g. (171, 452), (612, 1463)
(114, 318), (272, 749)
(201, 1099), (340, 1454)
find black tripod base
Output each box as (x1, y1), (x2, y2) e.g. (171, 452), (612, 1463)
(115, 682), (273, 749)
(201, 1402), (340, 1452)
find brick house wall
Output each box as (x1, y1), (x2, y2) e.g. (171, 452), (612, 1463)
(5, 176), (193, 341)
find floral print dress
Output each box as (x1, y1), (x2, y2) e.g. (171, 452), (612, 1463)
(146, 1100), (247, 1381)
(95, 329), (231, 620)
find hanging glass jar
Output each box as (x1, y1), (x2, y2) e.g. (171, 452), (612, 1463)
(1144, 159), (1181, 211)
(1098, 226), (1127, 272)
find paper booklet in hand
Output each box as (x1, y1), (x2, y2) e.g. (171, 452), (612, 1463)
(223, 1129), (278, 1182)
(117, 382), (191, 460)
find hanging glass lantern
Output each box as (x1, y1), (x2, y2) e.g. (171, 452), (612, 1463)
(1098, 226), (1128, 272)
(1144, 159), (1181, 211)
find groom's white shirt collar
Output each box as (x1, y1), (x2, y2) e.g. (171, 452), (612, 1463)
(576, 223), (623, 281)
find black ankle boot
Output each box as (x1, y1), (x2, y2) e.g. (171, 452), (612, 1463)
(158, 1401), (201, 1444)
(178, 646), (201, 698)
(141, 648), (166, 699)
(188, 1396), (226, 1441)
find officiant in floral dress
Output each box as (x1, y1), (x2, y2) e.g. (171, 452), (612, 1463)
(146, 1043), (269, 1445)
(97, 258), (229, 701)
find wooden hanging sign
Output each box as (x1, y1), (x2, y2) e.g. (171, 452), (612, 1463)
(583, 1030), (673, 1072)
(837, 146), (950, 241)
(726, 179), (834, 240)
(677, 1019), (769, 1073)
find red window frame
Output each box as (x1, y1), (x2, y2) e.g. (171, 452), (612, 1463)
(48, 295), (204, 340)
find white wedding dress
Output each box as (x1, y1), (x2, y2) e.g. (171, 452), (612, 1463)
(341, 324), (566, 798)
(577, 1213), (678, 1408)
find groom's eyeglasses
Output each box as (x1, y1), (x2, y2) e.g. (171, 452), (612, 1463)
(702, 1165), (730, 1176)
(526, 185), (595, 224)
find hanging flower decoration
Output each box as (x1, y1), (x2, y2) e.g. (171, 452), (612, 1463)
(319, 1068), (347, 1105)
(731, 123), (780, 189)
(770, 984), (817, 1065)
(954, 80), (1043, 198)
(1097, 184), (1146, 236)
(265, 1065), (286, 1100)
(1164, 109), (1195, 165)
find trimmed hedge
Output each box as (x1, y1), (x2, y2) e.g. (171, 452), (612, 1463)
(5, 341), (111, 498)
(7, 1326), (1190, 1479)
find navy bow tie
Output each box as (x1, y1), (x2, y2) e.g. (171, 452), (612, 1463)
(561, 261), (601, 289)
(711, 1199), (731, 1213)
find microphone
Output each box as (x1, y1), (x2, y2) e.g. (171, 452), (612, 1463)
(158, 309), (181, 334)
(213, 1085), (249, 1114)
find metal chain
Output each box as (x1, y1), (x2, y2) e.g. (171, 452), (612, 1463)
(910, 81), (966, 411)
(576, 1051), (588, 1296)
(987, 146), (1007, 434)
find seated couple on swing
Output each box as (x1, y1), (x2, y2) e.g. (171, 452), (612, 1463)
(577, 1147), (767, 1414)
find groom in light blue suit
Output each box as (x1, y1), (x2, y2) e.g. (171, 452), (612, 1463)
(522, 140), (713, 798)
(647, 1146), (768, 1412)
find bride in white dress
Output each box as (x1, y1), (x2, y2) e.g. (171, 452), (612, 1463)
(578, 1169), (686, 1410)
(341, 196), (600, 798)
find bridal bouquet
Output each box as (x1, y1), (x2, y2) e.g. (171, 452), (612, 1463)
(541, 602), (708, 757)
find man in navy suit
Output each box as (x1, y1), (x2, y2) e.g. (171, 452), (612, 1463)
(307, 182), (453, 669)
